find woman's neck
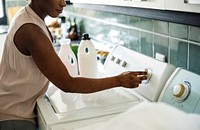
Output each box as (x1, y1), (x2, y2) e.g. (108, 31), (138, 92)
(29, 2), (47, 20)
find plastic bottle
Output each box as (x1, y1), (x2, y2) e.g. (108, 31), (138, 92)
(58, 39), (79, 77)
(59, 16), (67, 39)
(78, 33), (97, 78)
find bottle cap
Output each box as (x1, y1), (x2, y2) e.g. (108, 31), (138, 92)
(82, 33), (90, 40)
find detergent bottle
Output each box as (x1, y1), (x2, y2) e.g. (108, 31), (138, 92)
(58, 39), (79, 77)
(78, 33), (97, 78)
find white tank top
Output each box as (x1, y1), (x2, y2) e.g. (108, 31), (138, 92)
(0, 6), (51, 122)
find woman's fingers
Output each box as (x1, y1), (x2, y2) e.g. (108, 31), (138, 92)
(119, 70), (149, 88)
(137, 75), (148, 80)
(131, 71), (148, 76)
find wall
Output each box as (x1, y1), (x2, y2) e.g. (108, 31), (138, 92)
(5, 0), (27, 23)
(63, 5), (200, 75)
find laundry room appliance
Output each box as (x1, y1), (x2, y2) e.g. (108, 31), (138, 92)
(42, 67), (200, 130)
(158, 68), (200, 114)
(36, 45), (176, 130)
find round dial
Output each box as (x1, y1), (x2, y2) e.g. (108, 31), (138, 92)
(173, 83), (190, 102)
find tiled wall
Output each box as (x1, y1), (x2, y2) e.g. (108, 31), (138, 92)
(63, 6), (200, 75)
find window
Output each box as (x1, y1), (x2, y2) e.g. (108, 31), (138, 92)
(0, 0), (7, 25)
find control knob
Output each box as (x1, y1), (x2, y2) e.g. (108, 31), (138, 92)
(173, 83), (190, 102)
(142, 68), (152, 84)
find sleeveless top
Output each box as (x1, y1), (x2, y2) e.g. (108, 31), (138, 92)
(0, 5), (51, 122)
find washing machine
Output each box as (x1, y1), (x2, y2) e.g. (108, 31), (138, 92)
(37, 45), (176, 130)
(39, 67), (200, 130)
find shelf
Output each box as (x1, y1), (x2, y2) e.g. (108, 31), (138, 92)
(72, 3), (200, 27)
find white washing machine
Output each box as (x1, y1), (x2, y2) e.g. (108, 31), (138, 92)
(38, 68), (200, 130)
(36, 45), (176, 130)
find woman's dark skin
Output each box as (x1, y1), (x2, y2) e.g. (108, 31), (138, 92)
(13, 0), (147, 93)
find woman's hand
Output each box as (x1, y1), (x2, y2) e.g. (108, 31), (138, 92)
(118, 71), (147, 88)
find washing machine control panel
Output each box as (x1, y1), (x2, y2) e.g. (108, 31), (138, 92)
(159, 68), (200, 114)
(104, 45), (175, 101)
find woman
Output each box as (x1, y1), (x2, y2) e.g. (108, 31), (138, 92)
(0, 0), (147, 129)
